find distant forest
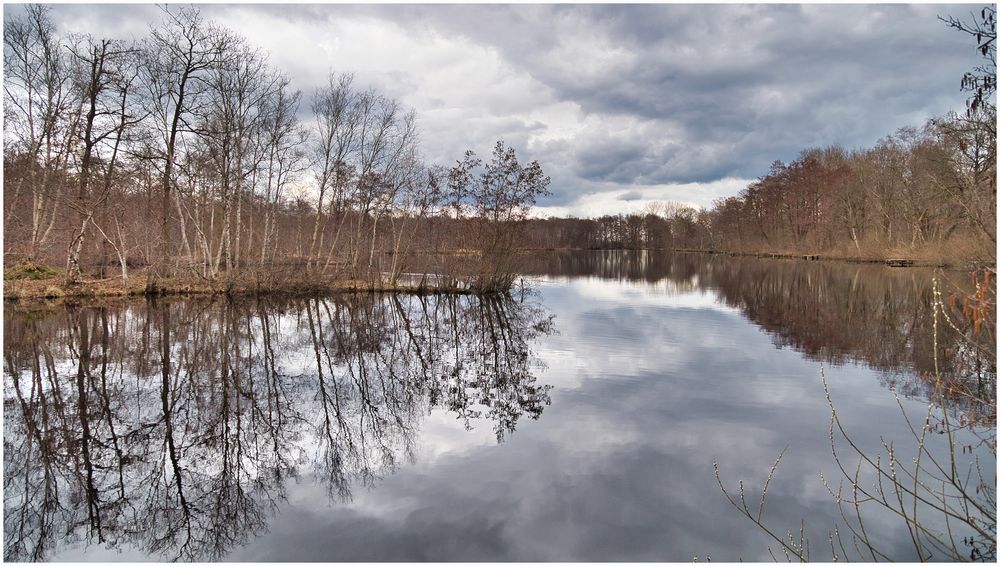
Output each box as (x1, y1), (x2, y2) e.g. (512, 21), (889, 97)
(3, 6), (995, 294)
(524, 113), (995, 262)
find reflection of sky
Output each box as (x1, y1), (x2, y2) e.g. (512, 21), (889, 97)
(48, 277), (988, 562)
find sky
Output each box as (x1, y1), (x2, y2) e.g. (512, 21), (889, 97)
(6, 2), (986, 217)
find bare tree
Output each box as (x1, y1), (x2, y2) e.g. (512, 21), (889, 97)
(63, 36), (143, 284)
(258, 80), (307, 267)
(199, 41), (280, 277)
(143, 6), (232, 274)
(941, 7), (997, 120)
(3, 5), (76, 262)
(448, 140), (551, 291)
(310, 72), (359, 272)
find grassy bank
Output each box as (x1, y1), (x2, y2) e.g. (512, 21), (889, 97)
(667, 248), (972, 268)
(6, 245), (993, 302)
(577, 247), (993, 268)
(3, 266), (484, 301)
(520, 244), (994, 268)
(669, 237), (996, 268)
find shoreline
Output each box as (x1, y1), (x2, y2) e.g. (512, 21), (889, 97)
(665, 248), (983, 268)
(5, 248), (994, 302)
(3, 275), (489, 302)
(523, 247), (994, 269)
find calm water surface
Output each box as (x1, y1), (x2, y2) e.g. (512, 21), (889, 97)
(4, 252), (995, 561)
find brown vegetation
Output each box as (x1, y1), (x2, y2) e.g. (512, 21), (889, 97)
(3, 6), (547, 297)
(517, 110), (996, 267)
(3, 5), (994, 300)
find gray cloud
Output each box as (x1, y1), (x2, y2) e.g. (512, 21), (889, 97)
(12, 3), (983, 215)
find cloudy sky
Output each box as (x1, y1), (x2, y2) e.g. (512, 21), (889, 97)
(14, 2), (985, 217)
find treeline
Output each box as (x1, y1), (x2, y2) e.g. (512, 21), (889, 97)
(3, 6), (548, 291)
(523, 8), (997, 263)
(520, 112), (996, 263)
(707, 117), (996, 260)
(520, 201), (704, 251)
(4, 5), (994, 294)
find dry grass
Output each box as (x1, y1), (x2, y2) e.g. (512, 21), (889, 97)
(3, 267), (486, 302)
(675, 240), (995, 268)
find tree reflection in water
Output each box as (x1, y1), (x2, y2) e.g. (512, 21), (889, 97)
(5, 252), (994, 562)
(526, 250), (996, 421)
(3, 292), (554, 561)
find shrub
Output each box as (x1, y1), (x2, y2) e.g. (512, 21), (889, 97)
(42, 285), (65, 298)
(4, 262), (58, 281)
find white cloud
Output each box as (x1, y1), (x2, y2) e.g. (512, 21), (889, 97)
(532, 177), (753, 218)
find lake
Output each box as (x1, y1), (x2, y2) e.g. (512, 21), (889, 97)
(3, 251), (995, 561)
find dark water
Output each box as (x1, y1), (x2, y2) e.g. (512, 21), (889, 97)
(4, 251), (995, 562)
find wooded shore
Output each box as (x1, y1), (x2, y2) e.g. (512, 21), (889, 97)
(4, 7), (994, 302)
(6, 247), (992, 302)
(2, 267), (487, 301)
(663, 248), (993, 268)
